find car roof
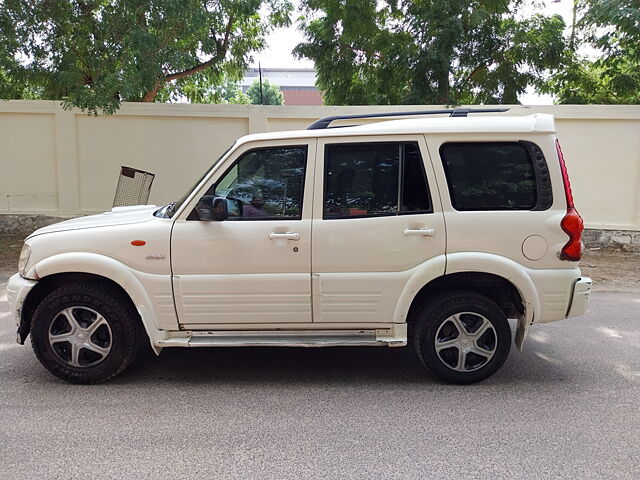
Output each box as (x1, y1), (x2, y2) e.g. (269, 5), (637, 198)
(236, 113), (556, 147)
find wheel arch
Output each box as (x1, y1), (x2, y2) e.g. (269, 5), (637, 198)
(20, 253), (166, 353)
(406, 272), (525, 326)
(395, 252), (541, 335)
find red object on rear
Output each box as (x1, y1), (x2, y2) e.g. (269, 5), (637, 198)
(556, 139), (584, 261)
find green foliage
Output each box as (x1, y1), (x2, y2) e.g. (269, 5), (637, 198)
(0, 0), (292, 114)
(157, 78), (251, 104)
(0, 59), (40, 100)
(216, 80), (252, 104)
(549, 0), (640, 104)
(246, 78), (284, 104)
(548, 58), (640, 104)
(294, 0), (566, 105)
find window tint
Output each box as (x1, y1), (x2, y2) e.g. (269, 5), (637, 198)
(401, 143), (430, 213)
(212, 146), (307, 220)
(324, 142), (431, 219)
(440, 142), (536, 211)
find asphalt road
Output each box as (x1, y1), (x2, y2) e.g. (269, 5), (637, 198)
(1, 280), (639, 479)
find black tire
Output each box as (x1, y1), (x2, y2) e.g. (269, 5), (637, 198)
(413, 290), (511, 384)
(30, 281), (143, 384)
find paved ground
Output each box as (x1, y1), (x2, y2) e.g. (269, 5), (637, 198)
(1, 278), (639, 479)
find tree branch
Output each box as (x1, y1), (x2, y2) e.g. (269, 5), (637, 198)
(142, 81), (161, 102)
(164, 56), (220, 82)
(141, 16), (235, 101)
(457, 50), (509, 91)
(164, 16), (234, 83)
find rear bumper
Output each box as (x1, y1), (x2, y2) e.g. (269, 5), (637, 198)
(567, 277), (592, 318)
(527, 268), (592, 323)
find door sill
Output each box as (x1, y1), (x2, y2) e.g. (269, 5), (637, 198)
(155, 326), (406, 348)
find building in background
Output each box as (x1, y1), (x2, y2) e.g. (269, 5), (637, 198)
(240, 68), (323, 105)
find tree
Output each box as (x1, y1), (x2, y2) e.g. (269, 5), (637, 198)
(294, 0), (566, 105)
(172, 78), (251, 104)
(0, 56), (38, 100)
(0, 0), (292, 114)
(246, 78), (284, 104)
(216, 80), (252, 104)
(549, 0), (640, 104)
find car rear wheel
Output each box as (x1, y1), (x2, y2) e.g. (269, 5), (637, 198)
(30, 281), (143, 384)
(413, 290), (512, 384)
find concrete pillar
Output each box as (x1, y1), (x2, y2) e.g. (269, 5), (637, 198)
(248, 110), (268, 133)
(53, 106), (80, 214)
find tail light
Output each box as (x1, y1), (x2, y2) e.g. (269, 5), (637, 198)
(556, 139), (584, 261)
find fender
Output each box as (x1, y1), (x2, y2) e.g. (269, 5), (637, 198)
(393, 252), (540, 350)
(445, 252), (540, 325)
(446, 252), (541, 350)
(29, 252), (176, 354)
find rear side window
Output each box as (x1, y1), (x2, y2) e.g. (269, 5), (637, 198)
(440, 142), (537, 211)
(324, 142), (431, 219)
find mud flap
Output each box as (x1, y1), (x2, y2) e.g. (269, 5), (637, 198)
(515, 315), (529, 351)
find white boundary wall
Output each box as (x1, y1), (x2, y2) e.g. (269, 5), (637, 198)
(1, 100), (639, 230)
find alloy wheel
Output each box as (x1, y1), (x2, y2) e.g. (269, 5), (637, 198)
(48, 307), (113, 368)
(434, 312), (497, 372)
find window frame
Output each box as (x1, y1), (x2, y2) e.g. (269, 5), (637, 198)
(322, 141), (433, 220)
(439, 141), (550, 212)
(198, 144), (309, 222)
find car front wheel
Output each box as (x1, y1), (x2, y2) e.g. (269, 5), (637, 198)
(30, 281), (143, 384)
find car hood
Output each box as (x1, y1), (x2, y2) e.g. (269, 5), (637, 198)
(27, 205), (159, 238)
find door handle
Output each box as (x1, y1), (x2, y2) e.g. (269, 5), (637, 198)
(404, 228), (436, 237)
(269, 232), (300, 241)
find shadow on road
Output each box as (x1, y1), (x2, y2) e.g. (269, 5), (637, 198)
(4, 291), (636, 389)
(103, 334), (579, 388)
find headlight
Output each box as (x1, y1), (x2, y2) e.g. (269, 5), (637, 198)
(18, 243), (31, 277)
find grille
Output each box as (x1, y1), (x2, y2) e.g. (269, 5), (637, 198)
(112, 166), (155, 207)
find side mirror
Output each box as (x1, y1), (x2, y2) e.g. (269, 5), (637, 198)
(211, 197), (229, 221)
(195, 196), (228, 221)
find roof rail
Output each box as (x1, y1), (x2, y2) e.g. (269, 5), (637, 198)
(306, 107), (510, 130)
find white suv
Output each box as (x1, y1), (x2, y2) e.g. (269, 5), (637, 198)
(7, 109), (592, 384)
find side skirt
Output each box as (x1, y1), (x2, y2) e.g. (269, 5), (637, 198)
(155, 325), (407, 349)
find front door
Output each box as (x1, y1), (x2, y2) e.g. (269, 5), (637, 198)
(171, 140), (315, 327)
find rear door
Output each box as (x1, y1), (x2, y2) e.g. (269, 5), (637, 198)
(311, 135), (446, 324)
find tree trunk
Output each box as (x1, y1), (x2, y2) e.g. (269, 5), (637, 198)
(436, 66), (450, 104)
(142, 81), (161, 102)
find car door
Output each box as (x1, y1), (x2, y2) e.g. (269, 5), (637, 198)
(171, 139), (316, 327)
(311, 135), (446, 324)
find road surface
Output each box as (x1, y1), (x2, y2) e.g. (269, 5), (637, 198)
(1, 280), (639, 479)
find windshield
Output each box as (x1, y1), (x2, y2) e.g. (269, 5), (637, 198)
(155, 142), (235, 218)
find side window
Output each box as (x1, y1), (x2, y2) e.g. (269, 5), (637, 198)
(440, 142), (537, 211)
(208, 146), (307, 220)
(324, 142), (431, 219)
(401, 143), (431, 213)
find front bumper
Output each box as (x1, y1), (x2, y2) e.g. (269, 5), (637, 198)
(6, 274), (37, 342)
(567, 277), (592, 318)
